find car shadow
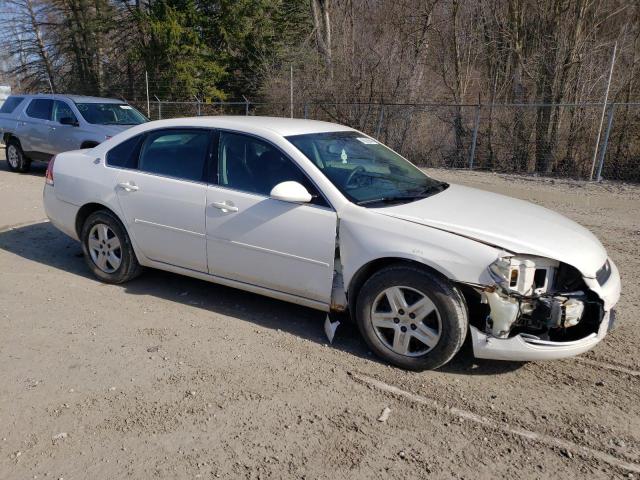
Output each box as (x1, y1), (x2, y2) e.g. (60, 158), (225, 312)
(0, 158), (48, 176)
(0, 221), (524, 375)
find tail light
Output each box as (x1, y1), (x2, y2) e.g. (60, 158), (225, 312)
(45, 155), (56, 185)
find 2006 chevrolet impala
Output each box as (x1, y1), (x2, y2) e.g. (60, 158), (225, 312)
(43, 116), (621, 370)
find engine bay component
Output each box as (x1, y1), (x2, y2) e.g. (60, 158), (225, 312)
(480, 255), (595, 339)
(485, 290), (519, 338)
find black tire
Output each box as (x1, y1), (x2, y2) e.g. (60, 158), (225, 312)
(80, 210), (143, 284)
(5, 139), (31, 173)
(355, 264), (468, 371)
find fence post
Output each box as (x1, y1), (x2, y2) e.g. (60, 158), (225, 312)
(375, 105), (385, 138)
(303, 103), (308, 119)
(469, 103), (481, 169)
(194, 95), (201, 116)
(595, 103), (616, 182)
(242, 95), (250, 116)
(154, 96), (161, 120)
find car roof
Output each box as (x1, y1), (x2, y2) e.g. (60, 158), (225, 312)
(139, 116), (357, 137)
(13, 94), (124, 104)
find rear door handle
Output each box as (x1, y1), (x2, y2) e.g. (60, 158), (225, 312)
(117, 182), (139, 192)
(210, 201), (238, 213)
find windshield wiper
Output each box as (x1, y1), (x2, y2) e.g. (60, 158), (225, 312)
(357, 182), (449, 206)
(408, 182), (449, 196)
(356, 194), (431, 206)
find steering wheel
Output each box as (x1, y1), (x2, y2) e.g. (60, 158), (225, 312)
(345, 166), (366, 188)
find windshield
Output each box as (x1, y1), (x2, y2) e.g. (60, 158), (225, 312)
(286, 131), (448, 206)
(75, 103), (147, 125)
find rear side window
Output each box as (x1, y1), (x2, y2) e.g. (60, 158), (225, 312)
(0, 96), (24, 113)
(106, 135), (144, 169)
(138, 129), (211, 182)
(25, 99), (53, 120)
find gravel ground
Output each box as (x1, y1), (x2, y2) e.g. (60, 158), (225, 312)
(0, 153), (639, 479)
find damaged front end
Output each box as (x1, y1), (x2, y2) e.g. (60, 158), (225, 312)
(461, 255), (617, 361)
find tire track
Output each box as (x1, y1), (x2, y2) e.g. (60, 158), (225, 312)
(350, 371), (640, 474)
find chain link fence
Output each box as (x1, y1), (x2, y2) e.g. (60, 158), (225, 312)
(128, 99), (640, 182)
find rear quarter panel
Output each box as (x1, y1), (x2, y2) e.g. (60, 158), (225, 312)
(53, 149), (122, 218)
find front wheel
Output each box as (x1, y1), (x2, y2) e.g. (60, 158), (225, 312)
(355, 264), (468, 371)
(80, 210), (143, 284)
(5, 139), (31, 173)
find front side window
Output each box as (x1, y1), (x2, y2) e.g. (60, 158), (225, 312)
(52, 101), (78, 124)
(286, 131), (448, 206)
(138, 129), (210, 182)
(0, 96), (24, 114)
(25, 99), (53, 120)
(217, 131), (326, 206)
(75, 103), (147, 125)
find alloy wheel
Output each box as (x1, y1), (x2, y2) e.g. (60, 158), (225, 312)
(7, 145), (19, 168)
(88, 223), (122, 273)
(370, 286), (442, 357)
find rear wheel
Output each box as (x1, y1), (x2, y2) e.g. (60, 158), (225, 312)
(5, 139), (31, 173)
(355, 264), (468, 371)
(80, 210), (143, 283)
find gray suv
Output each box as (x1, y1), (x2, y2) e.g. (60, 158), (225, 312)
(0, 94), (148, 172)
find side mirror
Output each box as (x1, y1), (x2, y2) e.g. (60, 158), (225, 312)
(60, 117), (78, 126)
(270, 181), (312, 203)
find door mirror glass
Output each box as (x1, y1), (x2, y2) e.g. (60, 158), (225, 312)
(59, 116), (78, 126)
(270, 181), (312, 203)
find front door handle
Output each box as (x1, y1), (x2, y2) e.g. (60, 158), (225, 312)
(210, 201), (238, 213)
(117, 182), (139, 192)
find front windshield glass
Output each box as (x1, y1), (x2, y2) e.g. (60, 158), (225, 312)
(286, 131), (448, 206)
(75, 103), (147, 125)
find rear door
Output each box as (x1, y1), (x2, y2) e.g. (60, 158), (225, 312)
(22, 98), (54, 156)
(112, 128), (214, 272)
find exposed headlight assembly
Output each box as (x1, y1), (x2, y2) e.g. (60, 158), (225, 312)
(485, 255), (588, 338)
(488, 255), (559, 296)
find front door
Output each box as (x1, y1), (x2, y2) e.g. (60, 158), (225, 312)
(114, 128), (213, 272)
(205, 131), (337, 303)
(49, 100), (80, 153)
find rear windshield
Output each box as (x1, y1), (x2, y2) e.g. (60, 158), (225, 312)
(75, 103), (147, 125)
(0, 96), (24, 114)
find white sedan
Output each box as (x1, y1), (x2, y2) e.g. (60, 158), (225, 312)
(43, 116), (621, 370)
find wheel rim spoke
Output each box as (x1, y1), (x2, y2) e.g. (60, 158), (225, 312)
(411, 323), (439, 348)
(88, 237), (101, 251)
(107, 251), (121, 270)
(385, 287), (408, 313)
(96, 252), (108, 270)
(371, 312), (396, 329)
(109, 236), (121, 251)
(408, 296), (436, 321)
(98, 225), (109, 242)
(392, 329), (411, 355)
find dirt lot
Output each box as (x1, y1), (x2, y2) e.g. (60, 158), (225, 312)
(1, 151), (639, 479)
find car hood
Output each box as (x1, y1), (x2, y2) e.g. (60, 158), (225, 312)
(374, 184), (607, 277)
(92, 124), (136, 137)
